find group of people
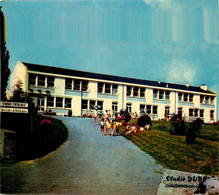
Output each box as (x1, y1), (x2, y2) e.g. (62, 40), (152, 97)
(94, 109), (121, 136)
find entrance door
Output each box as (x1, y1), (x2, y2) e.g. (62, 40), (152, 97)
(37, 98), (45, 112)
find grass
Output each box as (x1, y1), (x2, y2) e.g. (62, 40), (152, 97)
(119, 121), (219, 175)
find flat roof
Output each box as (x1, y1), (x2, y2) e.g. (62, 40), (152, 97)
(23, 62), (215, 95)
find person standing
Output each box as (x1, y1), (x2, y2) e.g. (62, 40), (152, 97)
(94, 109), (98, 125)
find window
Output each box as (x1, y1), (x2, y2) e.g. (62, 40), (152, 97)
(153, 89), (158, 99)
(47, 97), (54, 107)
(189, 109), (194, 117)
(127, 86), (132, 96)
(178, 107), (182, 117)
(205, 96), (209, 104)
(153, 106), (158, 114)
(65, 98), (71, 108)
(112, 84), (118, 95)
(165, 91), (170, 100)
(82, 100), (88, 109)
(89, 100), (96, 110)
(200, 110), (204, 118)
(184, 93), (188, 102)
(98, 83), (104, 93)
(47, 76), (55, 88)
(146, 105), (151, 114)
(133, 87), (139, 97)
(210, 110), (214, 119)
(82, 80), (88, 91)
(159, 90), (164, 99)
(140, 104), (145, 113)
(200, 95), (205, 104)
(112, 102), (118, 112)
(97, 101), (103, 110)
(189, 94), (193, 102)
(140, 88), (145, 97)
(126, 103), (132, 113)
(29, 74), (36, 86)
(74, 79), (81, 90)
(56, 97), (63, 108)
(210, 97), (215, 104)
(105, 83), (111, 94)
(178, 93), (183, 101)
(65, 78), (72, 90)
(38, 75), (46, 87)
(165, 106), (170, 115)
(194, 109), (199, 117)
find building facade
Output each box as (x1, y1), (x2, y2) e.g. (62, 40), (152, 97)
(10, 61), (217, 122)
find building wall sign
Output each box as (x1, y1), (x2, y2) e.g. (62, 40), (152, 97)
(0, 101), (28, 108)
(0, 101), (28, 113)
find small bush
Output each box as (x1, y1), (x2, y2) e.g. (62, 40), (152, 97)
(186, 118), (204, 144)
(170, 120), (187, 135)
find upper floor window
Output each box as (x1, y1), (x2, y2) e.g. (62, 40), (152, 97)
(159, 90), (164, 99)
(74, 79), (81, 91)
(127, 86), (132, 96)
(82, 80), (88, 91)
(165, 91), (170, 100)
(133, 87), (139, 97)
(178, 93), (183, 101)
(153, 89), (158, 99)
(210, 97), (215, 104)
(98, 83), (104, 93)
(184, 93), (188, 102)
(140, 88), (145, 97)
(29, 74), (36, 86)
(65, 78), (72, 90)
(47, 76), (55, 88)
(105, 83), (111, 94)
(112, 84), (118, 95)
(38, 75), (46, 87)
(189, 94), (193, 102)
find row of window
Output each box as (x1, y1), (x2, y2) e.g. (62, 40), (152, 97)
(153, 89), (170, 100)
(65, 79), (89, 91)
(98, 83), (118, 95)
(47, 97), (72, 108)
(127, 86), (145, 97)
(29, 74), (55, 88)
(200, 95), (214, 105)
(178, 93), (193, 102)
(82, 100), (103, 110)
(139, 104), (158, 115)
(189, 108), (204, 118)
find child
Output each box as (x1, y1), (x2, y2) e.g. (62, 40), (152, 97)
(105, 118), (111, 136)
(100, 118), (105, 136)
(111, 122), (117, 136)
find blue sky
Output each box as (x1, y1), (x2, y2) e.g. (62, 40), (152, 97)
(1, 0), (219, 118)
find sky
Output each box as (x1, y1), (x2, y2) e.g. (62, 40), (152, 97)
(1, 0), (219, 119)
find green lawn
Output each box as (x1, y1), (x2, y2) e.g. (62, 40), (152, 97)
(119, 121), (219, 175)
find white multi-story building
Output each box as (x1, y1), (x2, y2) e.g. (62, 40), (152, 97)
(10, 61), (217, 122)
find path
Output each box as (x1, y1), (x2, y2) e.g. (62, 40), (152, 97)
(1, 117), (165, 194)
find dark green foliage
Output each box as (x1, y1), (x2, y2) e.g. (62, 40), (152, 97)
(186, 118), (204, 144)
(17, 115), (68, 160)
(170, 120), (187, 135)
(1, 8), (10, 101)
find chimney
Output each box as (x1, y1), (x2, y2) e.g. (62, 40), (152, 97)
(186, 82), (189, 87)
(200, 84), (207, 91)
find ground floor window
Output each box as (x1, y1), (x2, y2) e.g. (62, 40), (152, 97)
(37, 98), (44, 111)
(82, 100), (88, 109)
(178, 107), (183, 117)
(47, 97), (54, 107)
(189, 108), (194, 117)
(200, 109), (204, 118)
(126, 103), (132, 113)
(97, 101), (103, 110)
(210, 110), (214, 120)
(56, 97), (63, 108)
(65, 98), (72, 108)
(165, 106), (170, 115)
(89, 100), (96, 110)
(153, 106), (158, 115)
(112, 102), (118, 112)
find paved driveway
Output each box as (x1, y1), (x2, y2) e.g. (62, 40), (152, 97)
(1, 117), (165, 194)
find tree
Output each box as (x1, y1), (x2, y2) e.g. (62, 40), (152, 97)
(1, 7), (10, 101)
(11, 80), (37, 116)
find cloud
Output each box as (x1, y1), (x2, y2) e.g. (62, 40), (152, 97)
(166, 59), (196, 84)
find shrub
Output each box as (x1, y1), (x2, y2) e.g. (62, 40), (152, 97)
(186, 118), (204, 144)
(170, 120), (187, 135)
